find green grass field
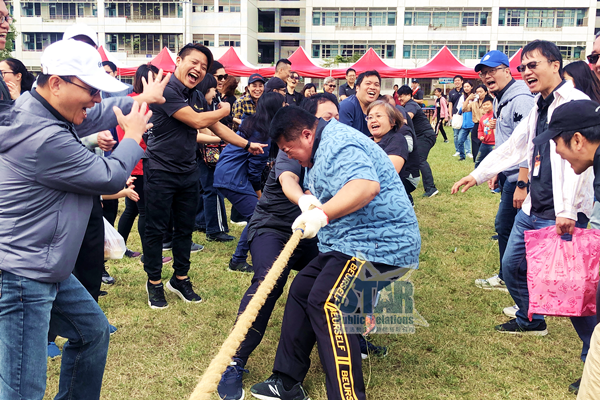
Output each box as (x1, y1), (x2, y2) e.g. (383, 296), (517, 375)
(45, 134), (585, 399)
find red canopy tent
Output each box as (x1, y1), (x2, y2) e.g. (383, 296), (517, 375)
(217, 47), (259, 77)
(406, 46), (478, 79)
(509, 48), (524, 80)
(117, 47), (176, 76)
(331, 48), (406, 78)
(97, 46), (110, 62)
(258, 47), (330, 78)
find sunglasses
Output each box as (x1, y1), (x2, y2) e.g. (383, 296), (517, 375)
(587, 53), (599, 65)
(290, 76), (299, 81)
(60, 76), (101, 97)
(215, 74), (228, 81)
(516, 60), (555, 73)
(327, 84), (337, 88)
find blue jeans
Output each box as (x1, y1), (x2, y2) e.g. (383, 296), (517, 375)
(495, 174), (518, 281)
(453, 128), (460, 152)
(218, 188), (258, 264)
(456, 127), (472, 159)
(502, 211), (595, 361)
(0, 271), (110, 399)
(474, 143), (494, 168)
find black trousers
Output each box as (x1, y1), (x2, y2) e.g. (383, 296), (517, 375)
(416, 135), (437, 192)
(435, 116), (447, 141)
(72, 196), (104, 302)
(143, 163), (199, 282)
(273, 251), (370, 400)
(102, 199), (119, 226)
(117, 174), (145, 248)
(234, 231), (319, 364)
(470, 125), (481, 164)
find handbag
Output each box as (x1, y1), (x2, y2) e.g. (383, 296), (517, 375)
(451, 112), (463, 129)
(202, 143), (227, 168)
(104, 218), (126, 260)
(461, 111), (474, 129)
(524, 226), (600, 321)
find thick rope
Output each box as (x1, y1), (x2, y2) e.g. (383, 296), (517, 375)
(189, 228), (304, 400)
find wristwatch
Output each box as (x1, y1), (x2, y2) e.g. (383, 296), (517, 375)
(244, 141), (251, 151)
(516, 180), (529, 189)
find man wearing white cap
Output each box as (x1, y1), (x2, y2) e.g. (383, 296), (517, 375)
(63, 22), (99, 48)
(0, 39), (168, 399)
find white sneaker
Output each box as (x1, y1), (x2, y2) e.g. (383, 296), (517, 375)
(453, 152), (460, 157)
(503, 304), (519, 318)
(474, 275), (509, 292)
(230, 220), (247, 227)
(467, 153), (473, 158)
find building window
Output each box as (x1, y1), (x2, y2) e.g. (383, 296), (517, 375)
(218, 0), (240, 13)
(312, 8), (396, 27)
(499, 8), (586, 28)
(193, 34), (214, 47)
(105, 2), (179, 19)
(23, 32), (61, 51)
(403, 41), (489, 59)
(219, 34), (240, 47)
(404, 9), (491, 27)
(193, 0), (214, 12)
(105, 33), (183, 54)
(312, 40), (395, 59)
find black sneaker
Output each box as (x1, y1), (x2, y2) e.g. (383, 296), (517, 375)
(495, 319), (548, 336)
(124, 248), (141, 258)
(569, 378), (581, 394)
(166, 277), (202, 303)
(99, 290), (108, 297)
(250, 374), (309, 400)
(146, 281), (168, 309)
(217, 358), (249, 400)
(359, 335), (388, 359)
(191, 242), (204, 253)
(102, 270), (115, 285)
(229, 259), (253, 273)
(422, 188), (439, 198)
(207, 232), (235, 242)
(162, 241), (172, 251)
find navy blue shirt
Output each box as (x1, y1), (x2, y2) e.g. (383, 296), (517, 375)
(339, 95), (369, 136)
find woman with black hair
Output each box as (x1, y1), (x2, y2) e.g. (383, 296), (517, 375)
(564, 61), (600, 103)
(214, 92), (285, 272)
(463, 84), (489, 163)
(301, 83), (317, 101)
(0, 58), (35, 99)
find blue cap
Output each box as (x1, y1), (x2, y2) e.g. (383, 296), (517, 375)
(474, 50), (510, 73)
(248, 73), (265, 85)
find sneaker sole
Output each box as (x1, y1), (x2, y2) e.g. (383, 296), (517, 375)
(251, 393), (309, 400)
(191, 247), (205, 253)
(207, 238), (235, 242)
(475, 284), (509, 293)
(228, 267), (252, 273)
(166, 281), (202, 303)
(145, 284), (169, 310)
(426, 190), (439, 198)
(101, 280), (115, 285)
(496, 328), (548, 336)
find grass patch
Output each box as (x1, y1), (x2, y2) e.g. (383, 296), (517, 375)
(45, 135), (584, 399)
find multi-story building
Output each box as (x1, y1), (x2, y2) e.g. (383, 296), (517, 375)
(6, 0), (599, 73)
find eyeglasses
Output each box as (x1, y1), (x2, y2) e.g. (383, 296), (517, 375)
(478, 67), (506, 78)
(215, 74), (228, 81)
(0, 15), (13, 25)
(327, 84), (336, 88)
(0, 70), (14, 77)
(587, 53), (600, 64)
(60, 76), (100, 97)
(516, 60), (556, 73)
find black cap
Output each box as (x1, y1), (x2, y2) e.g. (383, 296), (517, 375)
(248, 73), (265, 85)
(265, 77), (287, 92)
(411, 79), (419, 83)
(532, 100), (600, 145)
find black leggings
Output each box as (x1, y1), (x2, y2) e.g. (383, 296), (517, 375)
(435, 116), (447, 141)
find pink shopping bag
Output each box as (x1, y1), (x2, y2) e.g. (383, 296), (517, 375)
(524, 226), (600, 321)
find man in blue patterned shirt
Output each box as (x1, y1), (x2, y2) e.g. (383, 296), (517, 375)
(250, 106), (421, 400)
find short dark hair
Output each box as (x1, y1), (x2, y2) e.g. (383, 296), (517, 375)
(102, 61), (117, 73)
(453, 75), (464, 81)
(346, 68), (356, 76)
(209, 60), (224, 75)
(276, 59), (292, 71)
(482, 95), (494, 104)
(36, 73), (52, 88)
(396, 85), (412, 97)
(197, 72), (218, 96)
(559, 125), (600, 147)
(269, 106), (318, 142)
(393, 84), (399, 89)
(433, 87), (442, 93)
(522, 39), (563, 75)
(301, 93), (339, 115)
(356, 70), (381, 86)
(133, 63), (159, 94)
(475, 84), (488, 94)
(178, 43), (214, 72)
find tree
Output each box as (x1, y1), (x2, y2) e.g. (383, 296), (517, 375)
(0, 21), (17, 60)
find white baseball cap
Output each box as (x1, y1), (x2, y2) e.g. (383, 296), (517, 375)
(62, 23), (98, 47)
(41, 40), (128, 93)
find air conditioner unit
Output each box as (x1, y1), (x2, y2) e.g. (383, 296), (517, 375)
(106, 34), (112, 43)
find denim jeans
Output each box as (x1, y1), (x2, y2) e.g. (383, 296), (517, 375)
(502, 210), (595, 361)
(453, 128), (460, 152)
(195, 161), (229, 235)
(0, 271), (110, 400)
(495, 174), (519, 281)
(474, 143), (494, 168)
(456, 127), (472, 159)
(218, 188), (258, 264)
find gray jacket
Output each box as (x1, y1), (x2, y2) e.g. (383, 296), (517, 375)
(0, 92), (141, 283)
(493, 80), (535, 182)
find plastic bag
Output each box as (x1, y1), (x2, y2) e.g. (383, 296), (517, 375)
(104, 217), (126, 260)
(451, 113), (463, 129)
(524, 226), (600, 321)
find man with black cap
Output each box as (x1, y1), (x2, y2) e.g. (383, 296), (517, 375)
(232, 73), (265, 126)
(452, 40), (595, 393)
(265, 76), (287, 96)
(411, 79), (424, 105)
(468, 49), (535, 299)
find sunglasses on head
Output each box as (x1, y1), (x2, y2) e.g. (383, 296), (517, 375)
(516, 60), (555, 73)
(215, 74), (228, 81)
(588, 53), (600, 65)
